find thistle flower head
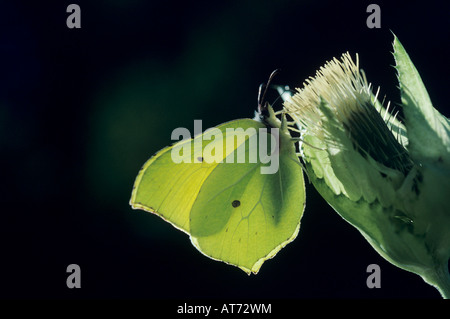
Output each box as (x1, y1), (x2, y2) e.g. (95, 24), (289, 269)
(282, 37), (450, 298)
(284, 52), (413, 175)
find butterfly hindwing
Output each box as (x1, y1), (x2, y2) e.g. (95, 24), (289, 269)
(191, 129), (305, 273)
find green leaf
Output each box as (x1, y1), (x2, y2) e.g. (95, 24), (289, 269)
(393, 35), (450, 163)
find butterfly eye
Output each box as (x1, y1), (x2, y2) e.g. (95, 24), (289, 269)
(231, 200), (241, 208)
(197, 157), (204, 162)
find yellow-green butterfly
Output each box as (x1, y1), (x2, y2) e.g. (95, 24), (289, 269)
(130, 74), (305, 274)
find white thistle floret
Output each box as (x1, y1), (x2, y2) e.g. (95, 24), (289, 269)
(284, 52), (412, 174)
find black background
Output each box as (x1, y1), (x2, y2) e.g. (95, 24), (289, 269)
(1, 0), (449, 299)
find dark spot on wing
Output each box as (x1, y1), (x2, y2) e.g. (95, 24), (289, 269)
(232, 200), (241, 208)
(197, 156), (204, 162)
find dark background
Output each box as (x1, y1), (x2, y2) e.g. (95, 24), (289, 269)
(1, 0), (449, 299)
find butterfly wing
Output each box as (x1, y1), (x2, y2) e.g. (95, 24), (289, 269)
(189, 123), (305, 273)
(130, 119), (264, 233)
(131, 118), (305, 274)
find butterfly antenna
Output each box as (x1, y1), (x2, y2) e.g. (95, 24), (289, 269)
(258, 69), (281, 114)
(266, 85), (295, 111)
